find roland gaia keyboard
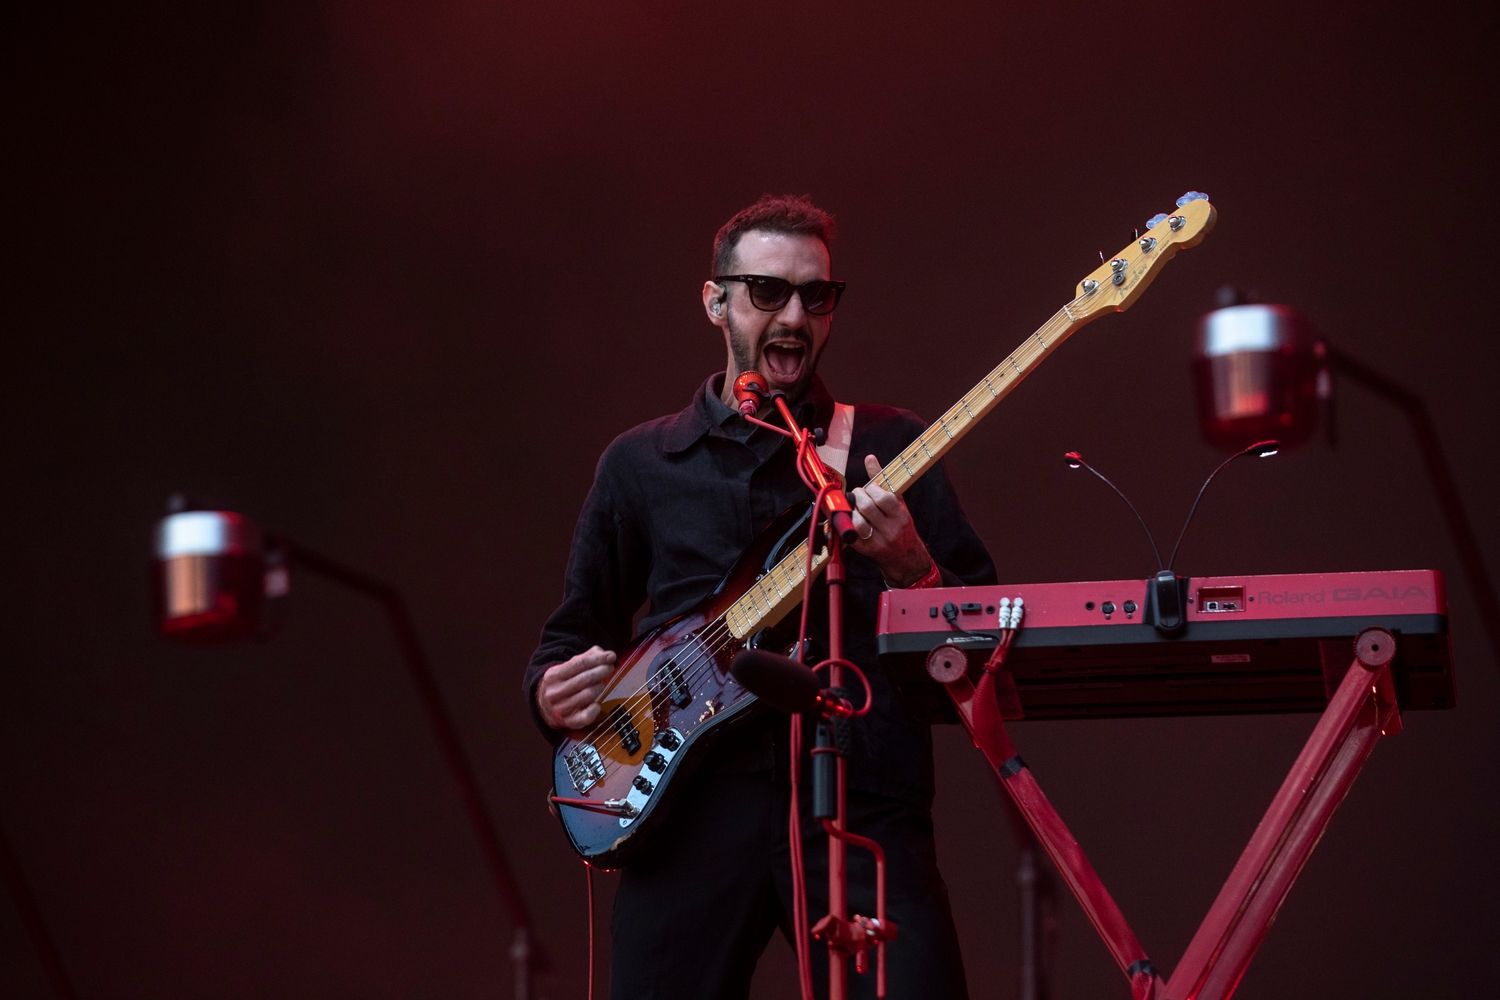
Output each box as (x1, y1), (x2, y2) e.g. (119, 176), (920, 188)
(877, 569), (1455, 721)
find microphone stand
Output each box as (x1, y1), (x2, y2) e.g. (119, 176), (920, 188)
(741, 393), (892, 999)
(997, 787), (1059, 1000)
(274, 540), (546, 1000)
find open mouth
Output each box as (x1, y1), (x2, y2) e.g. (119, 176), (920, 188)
(761, 340), (808, 385)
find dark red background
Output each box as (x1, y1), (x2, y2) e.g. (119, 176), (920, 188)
(6, 2), (1498, 997)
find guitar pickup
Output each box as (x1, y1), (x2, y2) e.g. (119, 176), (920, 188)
(660, 657), (693, 708)
(610, 706), (642, 756)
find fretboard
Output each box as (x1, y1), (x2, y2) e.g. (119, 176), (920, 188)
(723, 299), (1088, 639)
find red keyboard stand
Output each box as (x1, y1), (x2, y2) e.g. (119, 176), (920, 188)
(944, 626), (1403, 1000)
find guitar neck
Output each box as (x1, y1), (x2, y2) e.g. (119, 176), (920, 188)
(721, 191), (1219, 640)
(871, 303), (1083, 495)
(724, 298), (1090, 640)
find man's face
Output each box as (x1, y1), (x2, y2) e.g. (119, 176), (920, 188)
(702, 230), (833, 404)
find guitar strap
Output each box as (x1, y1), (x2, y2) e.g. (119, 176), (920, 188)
(815, 402), (855, 483)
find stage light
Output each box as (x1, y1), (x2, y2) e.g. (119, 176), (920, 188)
(153, 502), (273, 642)
(149, 496), (545, 997)
(1192, 289), (1500, 670)
(1192, 299), (1323, 452)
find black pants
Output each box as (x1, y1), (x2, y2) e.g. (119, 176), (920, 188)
(609, 771), (969, 1000)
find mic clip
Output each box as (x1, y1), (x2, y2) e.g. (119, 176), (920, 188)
(814, 690), (857, 718)
(1145, 569), (1190, 637)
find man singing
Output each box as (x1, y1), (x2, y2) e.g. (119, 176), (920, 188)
(526, 194), (996, 998)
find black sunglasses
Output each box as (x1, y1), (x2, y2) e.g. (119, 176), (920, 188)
(713, 275), (847, 316)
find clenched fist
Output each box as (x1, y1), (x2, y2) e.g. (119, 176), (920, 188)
(536, 645), (616, 730)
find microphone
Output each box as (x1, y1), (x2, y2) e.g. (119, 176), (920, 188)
(730, 649), (851, 716)
(733, 370), (769, 417)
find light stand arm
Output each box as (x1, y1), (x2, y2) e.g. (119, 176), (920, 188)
(0, 820), (77, 999)
(279, 540), (545, 1000)
(1326, 345), (1500, 671)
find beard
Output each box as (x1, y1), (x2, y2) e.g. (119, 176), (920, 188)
(727, 312), (823, 404)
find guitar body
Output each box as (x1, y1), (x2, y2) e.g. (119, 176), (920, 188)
(552, 503), (812, 868)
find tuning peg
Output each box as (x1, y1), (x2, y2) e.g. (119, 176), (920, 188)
(1099, 250), (1106, 263)
(1146, 212), (1170, 230)
(1176, 191), (1210, 207)
(1132, 228), (1140, 240)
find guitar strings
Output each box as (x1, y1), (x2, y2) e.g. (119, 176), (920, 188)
(568, 552), (792, 752)
(568, 547), (795, 770)
(564, 293), (1092, 772)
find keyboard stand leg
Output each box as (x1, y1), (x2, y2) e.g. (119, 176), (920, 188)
(942, 626), (1403, 1000)
(944, 668), (1163, 997)
(1162, 630), (1401, 1000)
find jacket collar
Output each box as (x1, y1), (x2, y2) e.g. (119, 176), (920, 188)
(662, 372), (836, 455)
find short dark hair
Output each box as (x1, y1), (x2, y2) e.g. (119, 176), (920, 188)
(711, 194), (836, 276)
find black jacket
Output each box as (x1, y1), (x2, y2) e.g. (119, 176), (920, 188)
(526, 373), (996, 808)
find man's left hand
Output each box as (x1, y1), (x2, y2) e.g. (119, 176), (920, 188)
(849, 453), (935, 588)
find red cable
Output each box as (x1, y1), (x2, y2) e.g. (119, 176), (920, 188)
(795, 481), (830, 650)
(812, 658), (874, 717)
(983, 629), (1015, 674)
(756, 421), (843, 1000)
(787, 476), (832, 1000)
(551, 795), (629, 816)
(585, 863), (595, 1000)
(789, 713), (813, 1000)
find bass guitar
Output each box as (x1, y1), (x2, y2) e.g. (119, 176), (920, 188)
(550, 193), (1217, 866)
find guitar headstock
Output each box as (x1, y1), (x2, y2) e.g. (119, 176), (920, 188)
(1070, 193), (1217, 319)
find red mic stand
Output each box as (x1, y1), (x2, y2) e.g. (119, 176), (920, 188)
(735, 373), (895, 999)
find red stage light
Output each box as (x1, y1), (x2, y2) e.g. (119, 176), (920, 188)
(1192, 303), (1324, 452)
(1190, 293), (1500, 670)
(147, 498), (543, 990)
(152, 508), (268, 641)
